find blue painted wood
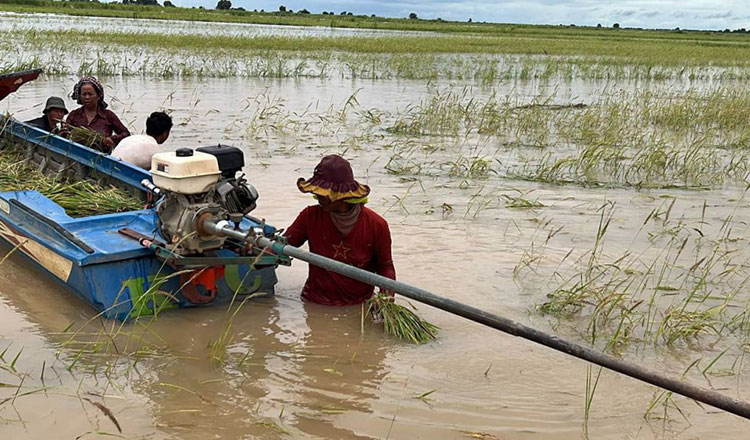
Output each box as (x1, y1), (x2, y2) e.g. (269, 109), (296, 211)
(4, 117), (151, 192)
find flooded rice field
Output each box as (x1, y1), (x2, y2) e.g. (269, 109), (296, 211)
(3, 63), (750, 437)
(5, 15), (750, 82)
(0, 11), (443, 38)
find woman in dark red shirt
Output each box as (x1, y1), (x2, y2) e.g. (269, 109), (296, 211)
(285, 155), (396, 306)
(66, 76), (130, 153)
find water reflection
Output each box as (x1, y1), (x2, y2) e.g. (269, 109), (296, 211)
(113, 296), (388, 439)
(0, 249), (164, 438)
(290, 303), (387, 439)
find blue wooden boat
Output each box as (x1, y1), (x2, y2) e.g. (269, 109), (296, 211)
(0, 69), (290, 320)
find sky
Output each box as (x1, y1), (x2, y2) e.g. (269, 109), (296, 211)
(167, 0), (750, 30)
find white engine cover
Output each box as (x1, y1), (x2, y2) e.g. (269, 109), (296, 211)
(151, 151), (221, 194)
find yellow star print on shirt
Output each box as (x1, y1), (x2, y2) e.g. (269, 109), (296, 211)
(332, 241), (351, 260)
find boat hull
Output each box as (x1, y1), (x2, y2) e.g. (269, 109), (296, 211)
(0, 69), (42, 102)
(0, 192), (280, 321)
(0, 113), (288, 321)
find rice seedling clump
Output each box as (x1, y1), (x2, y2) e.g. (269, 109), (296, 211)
(365, 292), (439, 343)
(0, 145), (141, 216)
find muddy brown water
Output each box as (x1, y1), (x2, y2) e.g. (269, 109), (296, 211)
(1, 77), (750, 439)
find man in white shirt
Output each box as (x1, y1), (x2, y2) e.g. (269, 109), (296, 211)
(112, 112), (172, 169)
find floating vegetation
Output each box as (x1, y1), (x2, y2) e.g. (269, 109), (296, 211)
(501, 192), (544, 209)
(365, 292), (439, 344)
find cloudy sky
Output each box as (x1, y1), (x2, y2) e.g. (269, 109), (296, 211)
(170, 0), (749, 30)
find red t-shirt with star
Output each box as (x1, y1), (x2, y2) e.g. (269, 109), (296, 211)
(284, 205), (396, 305)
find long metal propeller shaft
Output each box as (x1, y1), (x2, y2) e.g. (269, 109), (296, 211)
(204, 219), (750, 419)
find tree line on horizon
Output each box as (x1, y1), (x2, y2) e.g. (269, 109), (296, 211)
(68, 0), (453, 21)
(14, 0), (750, 32)
(212, 0), (429, 21)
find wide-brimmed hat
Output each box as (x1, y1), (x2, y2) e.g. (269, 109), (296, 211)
(43, 96), (68, 114)
(297, 155), (370, 202)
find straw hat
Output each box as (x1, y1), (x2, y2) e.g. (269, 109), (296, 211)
(297, 155), (370, 202)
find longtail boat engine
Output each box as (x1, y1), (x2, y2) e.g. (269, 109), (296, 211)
(145, 145), (263, 304)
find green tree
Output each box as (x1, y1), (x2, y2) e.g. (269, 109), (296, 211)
(216, 0), (232, 10)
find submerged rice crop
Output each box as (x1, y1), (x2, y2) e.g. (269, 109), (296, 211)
(516, 199), (750, 354)
(377, 86), (750, 189)
(6, 26), (750, 81)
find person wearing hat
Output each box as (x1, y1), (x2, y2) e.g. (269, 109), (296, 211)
(66, 76), (130, 153)
(25, 96), (69, 135)
(285, 154), (396, 306)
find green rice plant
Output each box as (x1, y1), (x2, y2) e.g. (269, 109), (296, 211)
(464, 186), (498, 218)
(387, 87), (476, 136)
(644, 390), (690, 429)
(501, 191), (544, 209)
(365, 292), (438, 344)
(69, 126), (105, 149)
(0, 146), (141, 216)
(11, 26), (750, 82)
(583, 365), (602, 438)
(42, 181), (142, 217)
(384, 152), (427, 177)
(533, 196), (750, 355)
(442, 156), (496, 179)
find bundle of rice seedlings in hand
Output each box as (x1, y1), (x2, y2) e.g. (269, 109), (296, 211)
(69, 126), (105, 149)
(365, 292), (439, 344)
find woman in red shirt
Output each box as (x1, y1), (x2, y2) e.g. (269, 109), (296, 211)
(285, 155), (396, 306)
(66, 76), (130, 153)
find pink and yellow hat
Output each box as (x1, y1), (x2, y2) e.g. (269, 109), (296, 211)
(297, 155), (370, 203)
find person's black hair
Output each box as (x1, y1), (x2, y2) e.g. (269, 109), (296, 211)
(146, 111), (173, 137)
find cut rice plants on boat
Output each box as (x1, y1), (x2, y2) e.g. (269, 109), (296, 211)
(0, 145), (141, 216)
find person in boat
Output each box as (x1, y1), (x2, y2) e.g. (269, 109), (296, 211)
(284, 154), (396, 306)
(66, 76), (130, 153)
(25, 96), (69, 136)
(111, 111), (172, 170)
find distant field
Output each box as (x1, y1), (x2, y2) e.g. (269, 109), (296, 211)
(4, 1), (750, 69)
(0, 0), (748, 39)
(31, 28), (750, 66)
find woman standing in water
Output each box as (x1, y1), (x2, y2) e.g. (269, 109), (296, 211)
(66, 76), (130, 153)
